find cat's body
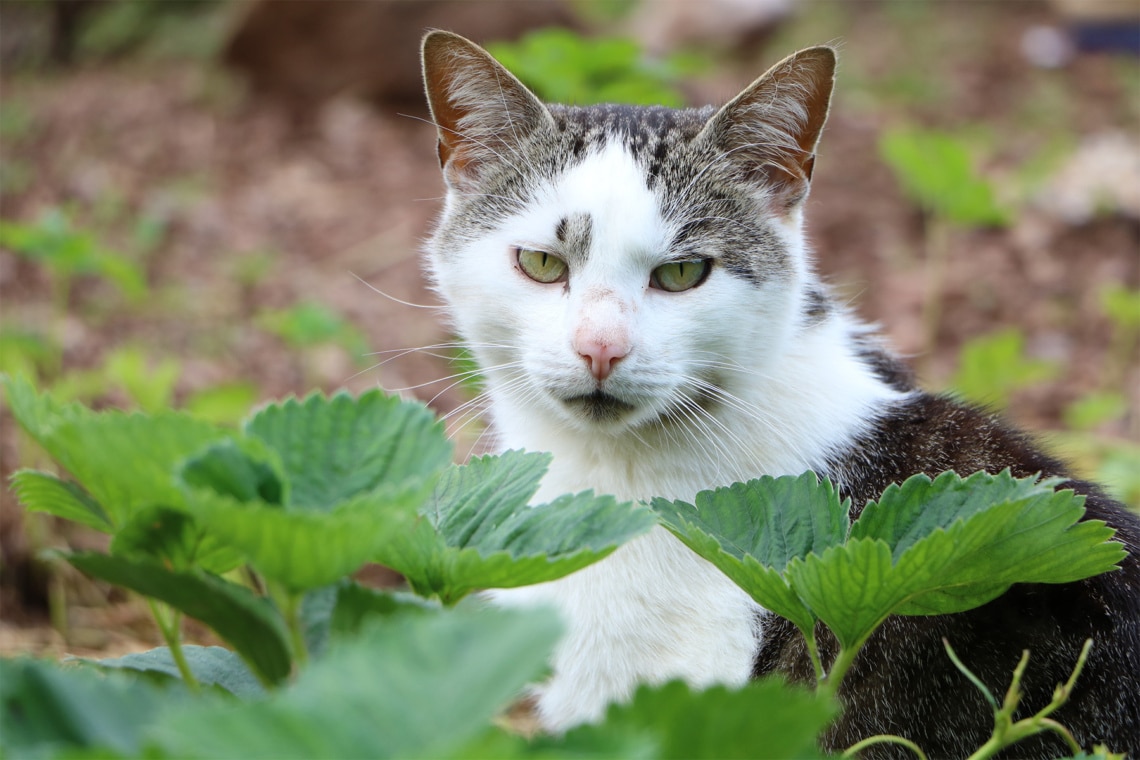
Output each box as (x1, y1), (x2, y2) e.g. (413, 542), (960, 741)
(419, 31), (1140, 757)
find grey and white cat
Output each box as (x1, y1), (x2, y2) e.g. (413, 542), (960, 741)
(419, 31), (1140, 757)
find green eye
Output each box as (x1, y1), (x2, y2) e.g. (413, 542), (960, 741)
(650, 259), (710, 292)
(516, 247), (568, 284)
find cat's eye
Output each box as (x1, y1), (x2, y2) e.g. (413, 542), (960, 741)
(516, 247), (568, 284)
(650, 259), (710, 292)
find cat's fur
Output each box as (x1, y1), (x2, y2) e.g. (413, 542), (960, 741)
(419, 31), (1140, 757)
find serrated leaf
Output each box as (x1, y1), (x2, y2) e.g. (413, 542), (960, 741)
(10, 470), (113, 532)
(148, 606), (562, 760)
(180, 438), (285, 506)
(182, 487), (425, 593)
(92, 646), (265, 698)
(851, 470), (1053, 559)
(244, 390), (451, 510)
(558, 678), (835, 760)
(652, 474), (849, 571)
(111, 505), (244, 576)
(65, 553), (291, 686)
(3, 373), (89, 439)
(650, 474), (849, 634)
(0, 657), (168, 758)
(6, 380), (227, 529)
(374, 451), (656, 605)
(329, 582), (435, 638)
(790, 475), (1125, 648)
(786, 539), (900, 650)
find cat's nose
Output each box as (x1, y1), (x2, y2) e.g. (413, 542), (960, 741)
(576, 338), (629, 382)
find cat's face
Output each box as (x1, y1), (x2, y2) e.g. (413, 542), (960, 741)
(422, 32), (835, 438)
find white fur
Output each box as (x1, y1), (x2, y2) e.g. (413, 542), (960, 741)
(430, 141), (905, 730)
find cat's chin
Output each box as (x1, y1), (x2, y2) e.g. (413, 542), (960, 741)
(561, 390), (637, 425)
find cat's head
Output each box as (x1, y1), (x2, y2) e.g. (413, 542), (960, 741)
(421, 31), (835, 438)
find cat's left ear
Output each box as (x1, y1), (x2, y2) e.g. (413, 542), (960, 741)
(699, 46), (836, 215)
(421, 30), (554, 189)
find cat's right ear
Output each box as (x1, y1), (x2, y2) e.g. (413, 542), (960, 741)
(421, 30), (553, 189)
(698, 46), (836, 216)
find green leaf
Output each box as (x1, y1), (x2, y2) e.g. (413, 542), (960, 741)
(328, 582), (435, 638)
(109, 505), (243, 575)
(653, 474), (848, 571)
(559, 678), (835, 759)
(790, 472), (1126, 648)
(93, 646), (265, 698)
(148, 606), (562, 760)
(244, 389), (451, 511)
(650, 474), (848, 633)
(257, 302), (370, 361)
(879, 127), (1010, 227)
(182, 487), (424, 594)
(375, 451), (656, 605)
(850, 469), (1049, 559)
(950, 328), (1059, 409)
(104, 348), (180, 414)
(65, 553), (292, 686)
(5, 376), (228, 530)
(182, 381), (258, 425)
(181, 438), (285, 506)
(1063, 391), (1128, 431)
(10, 470), (113, 533)
(0, 657), (167, 758)
(4, 373), (89, 440)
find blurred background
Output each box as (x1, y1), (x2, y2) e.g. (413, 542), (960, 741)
(1, 0), (1138, 658)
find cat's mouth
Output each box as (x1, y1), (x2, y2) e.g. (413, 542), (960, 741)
(562, 390), (636, 423)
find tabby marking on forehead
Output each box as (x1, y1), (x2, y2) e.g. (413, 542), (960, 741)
(553, 213), (593, 265)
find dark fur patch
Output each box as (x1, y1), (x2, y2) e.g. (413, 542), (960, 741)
(750, 393), (1140, 757)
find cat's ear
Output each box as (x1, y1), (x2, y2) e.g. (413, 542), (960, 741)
(699, 46), (836, 215)
(421, 30), (554, 188)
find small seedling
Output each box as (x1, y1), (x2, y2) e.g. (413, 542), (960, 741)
(486, 28), (701, 107)
(950, 328), (1059, 410)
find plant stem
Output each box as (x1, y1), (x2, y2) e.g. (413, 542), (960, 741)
(962, 639), (1094, 760)
(283, 591), (309, 669)
(803, 628), (825, 686)
(844, 734), (928, 760)
(147, 598), (199, 692)
(820, 644), (861, 701)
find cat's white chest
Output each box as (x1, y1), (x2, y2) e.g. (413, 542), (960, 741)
(489, 525), (760, 731)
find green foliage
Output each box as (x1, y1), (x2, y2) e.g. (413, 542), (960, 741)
(375, 450), (657, 605)
(150, 607), (562, 760)
(652, 470), (1122, 692)
(0, 208), (146, 301)
(486, 29), (698, 107)
(1099, 285), (1140, 331)
(258, 301), (370, 364)
(3, 379), (1126, 758)
(78, 0), (227, 61)
(950, 328), (1059, 409)
(66, 552), (293, 687)
(93, 646), (265, 698)
(182, 382), (259, 426)
(566, 679), (835, 759)
(879, 127), (1010, 227)
(0, 657), (169, 758)
(1064, 391), (1128, 432)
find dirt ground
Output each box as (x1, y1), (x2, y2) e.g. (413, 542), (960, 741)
(1, 0), (1138, 659)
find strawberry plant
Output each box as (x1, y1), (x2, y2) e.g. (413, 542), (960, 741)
(1, 376), (1128, 758)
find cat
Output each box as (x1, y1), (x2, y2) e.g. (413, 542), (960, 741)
(419, 30), (1140, 757)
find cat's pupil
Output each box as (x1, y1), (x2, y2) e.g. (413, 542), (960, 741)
(516, 247), (568, 284)
(651, 259), (710, 292)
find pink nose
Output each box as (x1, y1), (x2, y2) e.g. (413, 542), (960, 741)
(576, 338), (629, 382)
